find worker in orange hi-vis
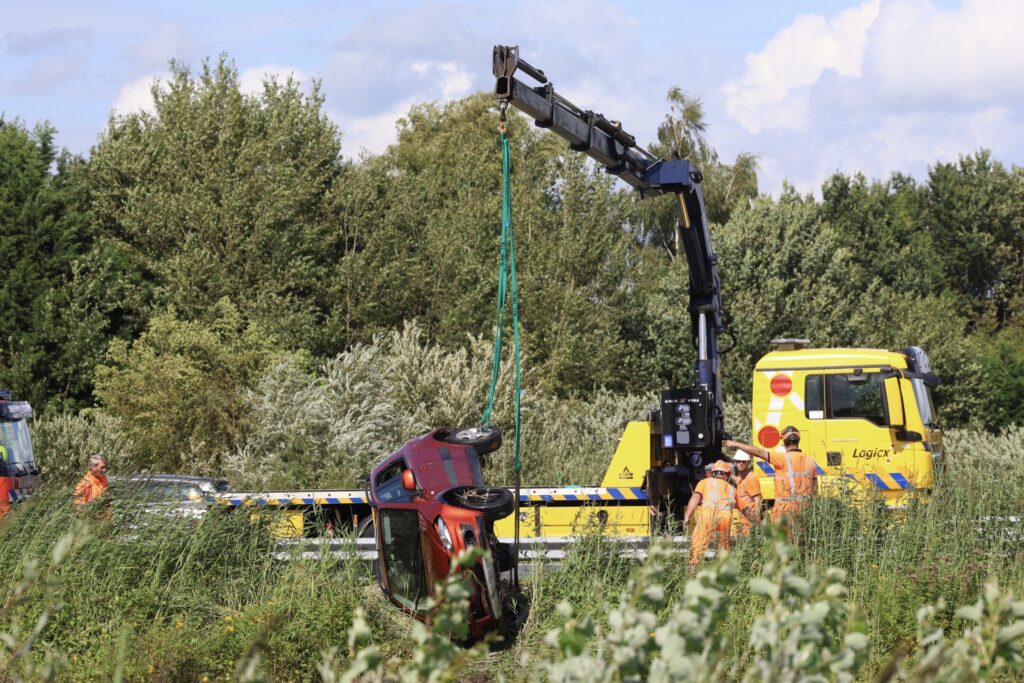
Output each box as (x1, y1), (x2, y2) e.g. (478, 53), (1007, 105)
(730, 450), (762, 535)
(725, 426), (817, 524)
(74, 454), (109, 507)
(683, 461), (735, 568)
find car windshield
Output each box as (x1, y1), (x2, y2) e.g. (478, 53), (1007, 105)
(0, 419), (35, 473)
(379, 508), (427, 611)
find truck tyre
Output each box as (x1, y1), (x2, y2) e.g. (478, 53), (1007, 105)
(440, 426), (503, 455)
(446, 486), (515, 522)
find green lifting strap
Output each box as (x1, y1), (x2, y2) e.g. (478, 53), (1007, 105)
(481, 129), (522, 475)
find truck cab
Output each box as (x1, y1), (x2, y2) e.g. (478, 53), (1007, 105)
(0, 390), (40, 514)
(750, 341), (940, 508)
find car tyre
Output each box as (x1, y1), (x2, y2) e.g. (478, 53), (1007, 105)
(440, 426), (503, 455)
(447, 486), (515, 522)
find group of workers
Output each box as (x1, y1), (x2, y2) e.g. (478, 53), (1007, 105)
(684, 425), (817, 567)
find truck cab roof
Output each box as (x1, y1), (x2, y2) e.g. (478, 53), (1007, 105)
(755, 347), (910, 371)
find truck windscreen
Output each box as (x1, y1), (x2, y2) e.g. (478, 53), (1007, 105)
(911, 378), (937, 427)
(0, 419), (36, 474)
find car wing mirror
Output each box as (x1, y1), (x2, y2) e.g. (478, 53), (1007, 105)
(401, 469), (417, 491)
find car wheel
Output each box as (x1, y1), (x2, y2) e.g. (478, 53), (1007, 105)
(447, 486), (515, 522)
(441, 426), (503, 455)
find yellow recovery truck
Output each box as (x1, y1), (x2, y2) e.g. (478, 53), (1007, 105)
(218, 340), (941, 537)
(218, 47), (941, 537)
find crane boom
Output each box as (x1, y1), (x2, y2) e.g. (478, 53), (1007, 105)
(493, 45), (727, 511)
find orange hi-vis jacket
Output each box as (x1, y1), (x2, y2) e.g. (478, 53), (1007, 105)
(734, 472), (762, 532)
(690, 476), (735, 566)
(768, 449), (817, 518)
(74, 472), (108, 506)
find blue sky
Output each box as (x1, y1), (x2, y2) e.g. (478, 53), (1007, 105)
(2, 0), (1020, 195)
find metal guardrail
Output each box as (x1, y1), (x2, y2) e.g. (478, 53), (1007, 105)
(273, 535), (691, 562)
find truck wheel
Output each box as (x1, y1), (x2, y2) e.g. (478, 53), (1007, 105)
(447, 486), (515, 521)
(440, 426), (503, 455)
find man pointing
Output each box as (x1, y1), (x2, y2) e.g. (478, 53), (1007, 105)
(724, 426), (817, 524)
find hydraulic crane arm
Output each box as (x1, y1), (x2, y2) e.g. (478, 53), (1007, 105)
(492, 45), (727, 478)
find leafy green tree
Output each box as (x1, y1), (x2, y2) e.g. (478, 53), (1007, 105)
(971, 323), (1024, 430)
(0, 119), (92, 411)
(637, 87), (758, 257)
(326, 95), (642, 395)
(926, 151), (1024, 325)
(88, 55), (345, 355)
(713, 184), (983, 422)
(92, 299), (279, 473)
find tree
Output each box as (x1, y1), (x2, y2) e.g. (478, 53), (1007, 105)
(326, 95), (643, 395)
(88, 55), (345, 355)
(92, 300), (279, 472)
(637, 88), (759, 257)
(0, 119), (93, 410)
(925, 151), (1024, 325)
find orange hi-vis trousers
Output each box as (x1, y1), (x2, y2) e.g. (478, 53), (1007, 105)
(689, 507), (732, 567)
(733, 509), (752, 536)
(772, 499), (808, 521)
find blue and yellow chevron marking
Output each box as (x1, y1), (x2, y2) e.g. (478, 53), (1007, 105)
(222, 495), (366, 507)
(863, 473), (911, 490)
(519, 487), (646, 503)
(760, 463), (912, 491)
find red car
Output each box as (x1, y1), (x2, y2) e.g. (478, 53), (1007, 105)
(367, 426), (514, 639)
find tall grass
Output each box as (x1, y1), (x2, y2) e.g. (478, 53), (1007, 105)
(5, 426), (1024, 680)
(16, 328), (1024, 679)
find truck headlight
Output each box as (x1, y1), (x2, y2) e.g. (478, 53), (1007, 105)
(435, 517), (453, 552)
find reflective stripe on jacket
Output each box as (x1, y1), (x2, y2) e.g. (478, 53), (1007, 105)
(768, 449), (816, 501)
(694, 477), (735, 512)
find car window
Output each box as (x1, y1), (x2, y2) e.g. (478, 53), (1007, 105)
(131, 481), (197, 502)
(375, 460), (416, 503)
(805, 375), (824, 419)
(379, 508), (427, 611)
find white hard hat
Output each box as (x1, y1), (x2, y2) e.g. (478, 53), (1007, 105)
(732, 451), (751, 462)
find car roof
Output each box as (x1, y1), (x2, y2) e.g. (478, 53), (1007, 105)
(124, 474), (232, 491)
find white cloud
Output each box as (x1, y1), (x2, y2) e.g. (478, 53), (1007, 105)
(111, 73), (163, 117)
(863, 0), (1024, 108)
(318, 0), (665, 158)
(409, 61), (472, 101)
(725, 0), (1024, 133)
(239, 64), (312, 96)
(723, 0), (880, 133)
(332, 100), (415, 158)
(722, 0), (1024, 195)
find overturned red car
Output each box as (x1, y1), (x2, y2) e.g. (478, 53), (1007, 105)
(366, 426), (514, 639)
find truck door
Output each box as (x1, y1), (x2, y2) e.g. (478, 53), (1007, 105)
(822, 371), (891, 499)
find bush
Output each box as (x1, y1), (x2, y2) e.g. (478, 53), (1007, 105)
(30, 412), (136, 485)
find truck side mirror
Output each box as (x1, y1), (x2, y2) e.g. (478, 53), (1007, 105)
(401, 469), (416, 491)
(883, 376), (905, 429)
